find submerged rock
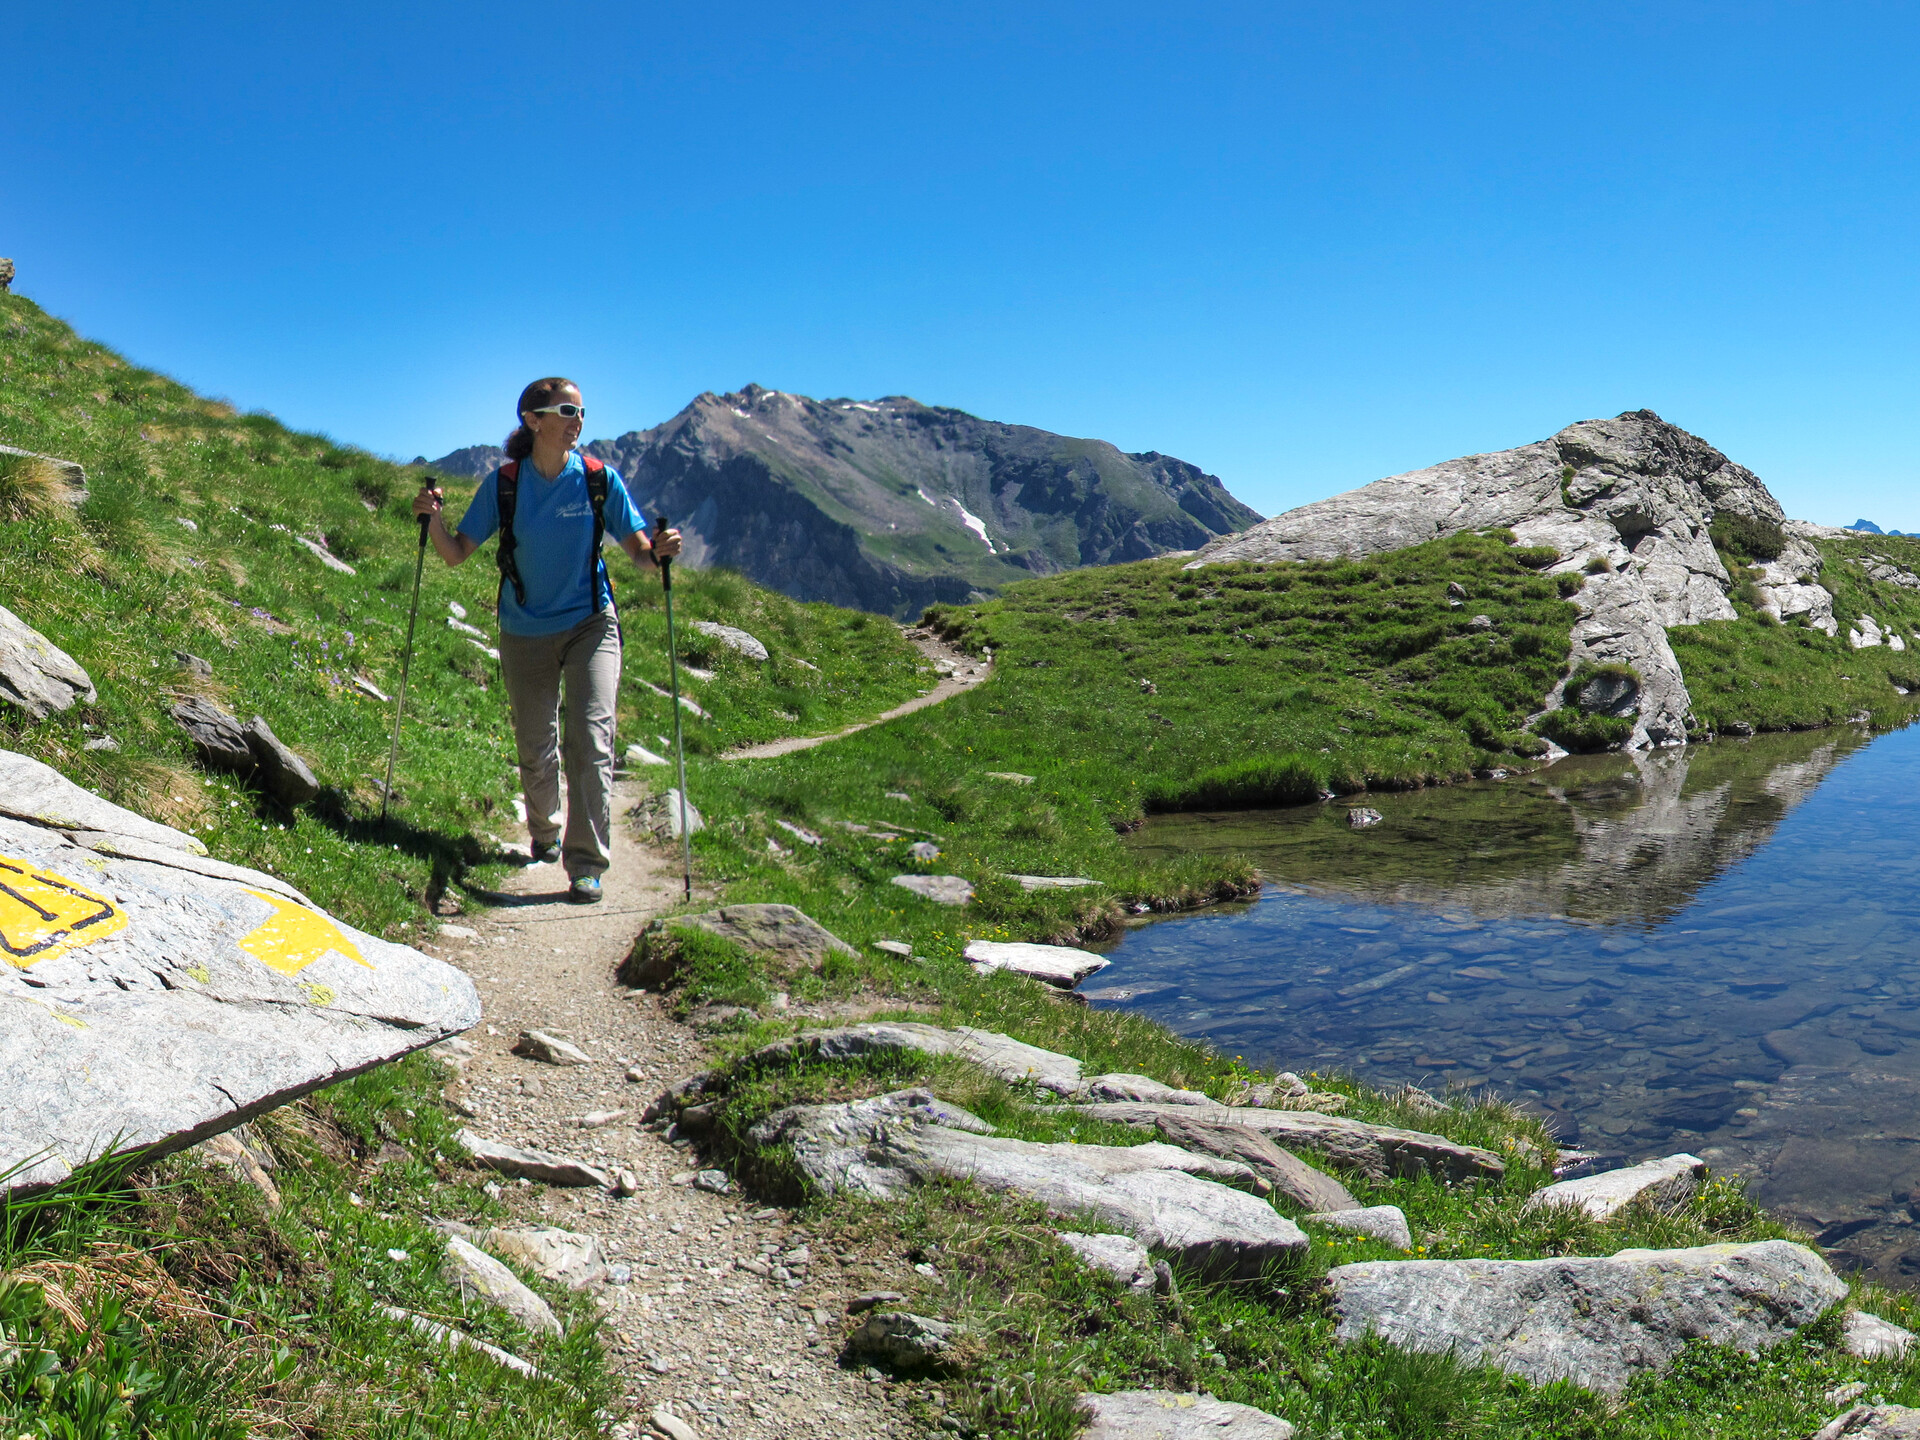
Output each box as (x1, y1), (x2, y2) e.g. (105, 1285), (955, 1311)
(1329, 1239), (1846, 1395)
(749, 1088), (1307, 1279)
(1079, 1390), (1296, 1439)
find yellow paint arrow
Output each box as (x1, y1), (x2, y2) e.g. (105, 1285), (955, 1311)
(238, 889), (370, 978)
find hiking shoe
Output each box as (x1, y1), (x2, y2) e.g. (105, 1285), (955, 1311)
(569, 875), (603, 904)
(530, 840), (561, 864)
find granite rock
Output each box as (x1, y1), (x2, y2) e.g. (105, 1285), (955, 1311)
(1812, 1407), (1920, 1439)
(1079, 1390), (1295, 1440)
(965, 939), (1109, 988)
(1844, 1310), (1916, 1361)
(1525, 1152), (1706, 1221)
(1075, 1100), (1505, 1183)
(847, 1310), (954, 1365)
(690, 620), (770, 662)
(723, 1021), (1083, 1094)
(171, 695), (254, 776)
(243, 716), (321, 806)
(1302, 1206), (1413, 1250)
(441, 1235), (562, 1336)
(891, 874), (975, 905)
(1058, 1231), (1155, 1290)
(456, 1131), (611, 1189)
(1144, 1113), (1359, 1213)
(749, 1088), (1306, 1279)
(0, 604), (95, 721)
(621, 903), (855, 988)
(1329, 1239), (1846, 1395)
(0, 758), (476, 1192)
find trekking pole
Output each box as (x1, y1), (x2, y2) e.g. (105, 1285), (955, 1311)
(656, 515), (694, 899)
(381, 513), (431, 823)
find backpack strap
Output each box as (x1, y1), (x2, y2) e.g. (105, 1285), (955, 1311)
(583, 456), (614, 615)
(495, 460), (527, 609)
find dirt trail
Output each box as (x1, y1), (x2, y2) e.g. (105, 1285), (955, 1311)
(423, 782), (921, 1439)
(724, 627), (989, 761)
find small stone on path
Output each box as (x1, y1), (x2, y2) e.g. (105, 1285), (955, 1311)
(457, 1130), (611, 1189)
(513, 1029), (592, 1066)
(846, 1291), (904, 1314)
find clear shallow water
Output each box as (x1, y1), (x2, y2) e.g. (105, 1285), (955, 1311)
(1094, 723), (1920, 1284)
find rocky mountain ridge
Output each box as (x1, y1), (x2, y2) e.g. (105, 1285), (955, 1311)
(426, 386), (1260, 617)
(1192, 410), (1866, 750)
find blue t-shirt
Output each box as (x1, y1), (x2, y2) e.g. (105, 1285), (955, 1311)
(457, 451), (646, 636)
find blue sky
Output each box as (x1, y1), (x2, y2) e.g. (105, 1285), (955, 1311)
(8, 2), (1920, 526)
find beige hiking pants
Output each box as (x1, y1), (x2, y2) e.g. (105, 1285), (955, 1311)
(499, 610), (621, 878)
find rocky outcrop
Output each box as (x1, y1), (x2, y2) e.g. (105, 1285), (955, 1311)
(748, 1088), (1307, 1279)
(1188, 411), (1796, 748)
(445, 388), (1266, 617)
(0, 749), (478, 1192)
(1328, 1239), (1846, 1395)
(0, 604), (94, 721)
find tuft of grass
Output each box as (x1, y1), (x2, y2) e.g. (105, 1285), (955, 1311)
(0, 447), (70, 521)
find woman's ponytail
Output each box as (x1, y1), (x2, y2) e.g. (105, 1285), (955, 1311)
(505, 376), (579, 462)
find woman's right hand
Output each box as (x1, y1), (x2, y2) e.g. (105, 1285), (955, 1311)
(412, 484), (444, 519)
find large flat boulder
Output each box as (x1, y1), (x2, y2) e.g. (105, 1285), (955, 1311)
(0, 605), (94, 722)
(728, 1021), (1085, 1094)
(750, 1089), (1307, 1279)
(1525, 1152), (1705, 1221)
(0, 749), (206, 855)
(965, 940), (1109, 989)
(621, 903), (854, 987)
(1080, 1390), (1295, 1439)
(0, 791), (477, 1191)
(1329, 1239), (1846, 1395)
(1075, 1101), (1504, 1183)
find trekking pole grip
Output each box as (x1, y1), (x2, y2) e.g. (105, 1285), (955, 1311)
(655, 515), (672, 590)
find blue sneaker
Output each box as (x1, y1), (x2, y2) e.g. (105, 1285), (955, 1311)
(569, 875), (603, 904)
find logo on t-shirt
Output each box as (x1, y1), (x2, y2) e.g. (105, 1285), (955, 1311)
(554, 500), (592, 520)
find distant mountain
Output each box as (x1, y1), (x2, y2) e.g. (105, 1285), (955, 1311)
(416, 444), (505, 479)
(427, 386), (1260, 616)
(1849, 518), (1916, 536)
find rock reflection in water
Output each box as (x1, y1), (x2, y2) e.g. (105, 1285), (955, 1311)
(1098, 723), (1920, 1288)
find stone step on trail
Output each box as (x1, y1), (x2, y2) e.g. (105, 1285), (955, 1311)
(1328, 1239), (1846, 1395)
(747, 1088), (1307, 1280)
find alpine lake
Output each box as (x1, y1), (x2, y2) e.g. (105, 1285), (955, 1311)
(1096, 720), (1920, 1286)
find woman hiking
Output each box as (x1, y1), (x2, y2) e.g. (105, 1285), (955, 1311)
(412, 377), (682, 903)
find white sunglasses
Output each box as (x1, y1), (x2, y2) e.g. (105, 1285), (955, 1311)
(529, 403), (586, 420)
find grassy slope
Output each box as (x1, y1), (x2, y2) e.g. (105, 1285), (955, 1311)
(648, 537), (1920, 1437)
(1673, 533), (1920, 732)
(0, 293), (930, 1436)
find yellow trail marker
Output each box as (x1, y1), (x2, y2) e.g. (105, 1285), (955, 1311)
(0, 855), (128, 968)
(239, 889), (369, 978)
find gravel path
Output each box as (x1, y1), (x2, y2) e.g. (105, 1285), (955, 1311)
(423, 786), (924, 1439)
(723, 627), (989, 761)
